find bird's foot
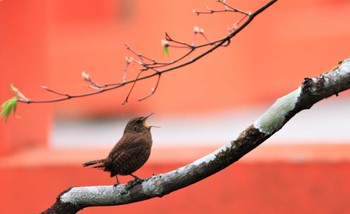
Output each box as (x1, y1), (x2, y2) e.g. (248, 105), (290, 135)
(130, 177), (143, 185)
(125, 177), (144, 190)
(130, 174), (143, 184)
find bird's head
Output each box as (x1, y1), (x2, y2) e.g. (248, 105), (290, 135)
(125, 113), (159, 133)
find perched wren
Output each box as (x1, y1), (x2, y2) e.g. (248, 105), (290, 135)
(83, 113), (157, 184)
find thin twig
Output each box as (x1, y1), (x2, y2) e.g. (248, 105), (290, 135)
(17, 0), (278, 105)
(138, 73), (161, 101)
(41, 86), (71, 98)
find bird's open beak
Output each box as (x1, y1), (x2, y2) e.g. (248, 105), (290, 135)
(144, 112), (154, 119)
(143, 113), (160, 128)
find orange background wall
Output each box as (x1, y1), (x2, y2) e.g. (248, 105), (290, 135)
(1, 0), (350, 213)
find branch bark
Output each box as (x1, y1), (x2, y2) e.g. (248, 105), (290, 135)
(42, 57), (350, 213)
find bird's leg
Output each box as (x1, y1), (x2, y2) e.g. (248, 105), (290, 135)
(130, 173), (141, 181)
(113, 175), (120, 188)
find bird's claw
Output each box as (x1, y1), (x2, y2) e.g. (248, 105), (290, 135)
(125, 177), (144, 190)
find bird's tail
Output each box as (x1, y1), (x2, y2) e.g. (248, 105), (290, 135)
(82, 159), (106, 169)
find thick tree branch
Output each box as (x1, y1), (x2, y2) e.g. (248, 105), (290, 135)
(42, 57), (350, 213)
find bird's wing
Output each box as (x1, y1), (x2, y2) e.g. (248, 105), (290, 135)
(109, 136), (151, 176)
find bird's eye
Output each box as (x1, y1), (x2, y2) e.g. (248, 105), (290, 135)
(136, 119), (142, 124)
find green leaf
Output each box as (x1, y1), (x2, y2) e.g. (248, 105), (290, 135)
(163, 45), (169, 55)
(0, 96), (18, 122)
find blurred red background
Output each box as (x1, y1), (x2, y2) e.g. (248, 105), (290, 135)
(1, 0), (350, 213)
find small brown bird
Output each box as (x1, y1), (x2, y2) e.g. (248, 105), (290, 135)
(83, 113), (157, 185)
